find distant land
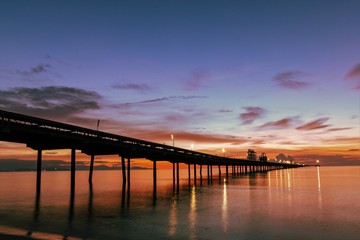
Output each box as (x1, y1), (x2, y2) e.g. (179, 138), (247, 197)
(0, 159), (149, 172)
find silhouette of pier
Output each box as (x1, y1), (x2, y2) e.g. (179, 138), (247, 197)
(0, 109), (304, 196)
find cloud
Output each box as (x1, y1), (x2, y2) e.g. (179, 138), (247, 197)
(258, 117), (299, 129)
(345, 63), (360, 78)
(326, 127), (352, 132)
(239, 106), (266, 125)
(296, 117), (330, 131)
(0, 86), (101, 119)
(184, 69), (211, 91)
(218, 109), (233, 113)
(46, 54), (81, 70)
(345, 63), (360, 90)
(273, 71), (311, 89)
(15, 64), (51, 78)
(164, 131), (248, 145)
(164, 113), (187, 122)
(112, 82), (152, 92)
(119, 95), (207, 106)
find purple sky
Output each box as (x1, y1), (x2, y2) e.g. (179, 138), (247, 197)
(0, 0), (359, 165)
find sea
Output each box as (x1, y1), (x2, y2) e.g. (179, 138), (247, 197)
(0, 166), (359, 240)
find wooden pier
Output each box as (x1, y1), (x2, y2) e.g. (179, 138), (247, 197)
(0, 109), (304, 196)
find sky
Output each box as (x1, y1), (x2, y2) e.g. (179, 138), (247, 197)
(0, 0), (359, 167)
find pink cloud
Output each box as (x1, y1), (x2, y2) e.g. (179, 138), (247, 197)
(296, 117), (330, 131)
(346, 63), (360, 78)
(184, 69), (211, 91)
(258, 117), (298, 129)
(274, 71), (311, 89)
(327, 127), (352, 132)
(239, 106), (266, 125)
(345, 63), (360, 90)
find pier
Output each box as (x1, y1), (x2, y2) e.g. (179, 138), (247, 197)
(0, 109), (304, 196)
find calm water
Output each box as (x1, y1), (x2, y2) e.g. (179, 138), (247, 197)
(0, 166), (359, 239)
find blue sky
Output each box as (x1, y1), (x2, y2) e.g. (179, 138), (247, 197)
(0, 0), (359, 165)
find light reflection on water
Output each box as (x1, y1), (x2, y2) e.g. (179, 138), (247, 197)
(0, 167), (359, 239)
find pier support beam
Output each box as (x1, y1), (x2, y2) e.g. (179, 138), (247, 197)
(36, 149), (42, 196)
(172, 162), (175, 189)
(218, 165), (221, 179)
(176, 162), (180, 190)
(121, 156), (126, 185)
(188, 164), (191, 187)
(127, 158), (131, 189)
(153, 160), (157, 192)
(70, 148), (76, 196)
(88, 154), (95, 184)
(193, 164), (197, 186)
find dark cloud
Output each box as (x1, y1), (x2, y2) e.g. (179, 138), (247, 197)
(273, 71), (311, 89)
(258, 117), (299, 129)
(296, 117), (330, 131)
(239, 106), (266, 125)
(112, 83), (152, 92)
(184, 69), (211, 91)
(120, 96), (207, 106)
(15, 64), (51, 78)
(218, 109), (233, 113)
(0, 86), (101, 119)
(345, 63), (360, 78)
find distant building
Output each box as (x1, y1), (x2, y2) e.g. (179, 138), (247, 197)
(259, 152), (268, 162)
(247, 149), (257, 161)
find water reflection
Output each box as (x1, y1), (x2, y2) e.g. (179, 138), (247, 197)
(222, 182), (228, 232)
(189, 186), (197, 239)
(26, 193), (41, 237)
(168, 198), (177, 238)
(317, 166), (321, 192)
(0, 168), (339, 239)
(317, 166), (322, 209)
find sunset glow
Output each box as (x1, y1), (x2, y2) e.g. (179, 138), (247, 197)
(0, 0), (359, 167)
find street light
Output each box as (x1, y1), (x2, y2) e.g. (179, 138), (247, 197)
(222, 148), (225, 157)
(191, 144), (194, 151)
(171, 134), (174, 147)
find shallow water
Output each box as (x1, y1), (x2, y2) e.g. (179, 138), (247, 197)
(0, 166), (359, 239)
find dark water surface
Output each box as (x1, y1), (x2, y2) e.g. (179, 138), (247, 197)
(0, 166), (359, 239)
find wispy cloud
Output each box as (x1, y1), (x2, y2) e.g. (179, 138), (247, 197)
(273, 71), (311, 89)
(112, 82), (153, 92)
(184, 69), (211, 91)
(15, 64), (51, 78)
(258, 117), (299, 129)
(119, 96), (207, 107)
(218, 109), (233, 113)
(345, 63), (360, 78)
(326, 127), (352, 132)
(239, 106), (266, 125)
(345, 63), (360, 90)
(46, 54), (81, 70)
(0, 86), (101, 119)
(296, 117), (330, 131)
